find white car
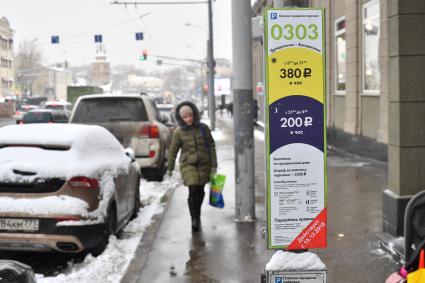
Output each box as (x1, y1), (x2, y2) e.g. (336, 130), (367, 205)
(69, 93), (171, 181)
(43, 101), (73, 113)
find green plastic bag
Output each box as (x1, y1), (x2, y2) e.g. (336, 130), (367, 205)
(209, 173), (226, 208)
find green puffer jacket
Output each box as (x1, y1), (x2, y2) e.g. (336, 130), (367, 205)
(167, 101), (217, 186)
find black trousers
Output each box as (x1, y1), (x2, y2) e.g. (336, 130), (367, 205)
(188, 185), (205, 219)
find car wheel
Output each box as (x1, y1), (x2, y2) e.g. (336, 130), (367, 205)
(152, 168), (165, 182)
(131, 184), (140, 220)
(142, 162), (166, 182)
(91, 204), (117, 256)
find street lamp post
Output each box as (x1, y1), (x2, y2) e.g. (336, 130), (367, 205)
(207, 0), (215, 131)
(184, 21), (214, 129)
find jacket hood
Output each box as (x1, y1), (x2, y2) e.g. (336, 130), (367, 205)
(175, 101), (201, 129)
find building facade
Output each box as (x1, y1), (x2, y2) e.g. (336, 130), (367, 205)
(90, 53), (110, 87)
(0, 17), (14, 98)
(252, 0), (387, 156)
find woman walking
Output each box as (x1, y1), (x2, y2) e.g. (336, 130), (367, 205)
(167, 101), (217, 232)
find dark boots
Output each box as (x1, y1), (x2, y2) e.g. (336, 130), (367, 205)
(187, 197), (199, 231)
(188, 186), (205, 232)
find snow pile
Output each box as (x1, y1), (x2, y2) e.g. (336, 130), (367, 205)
(0, 124), (130, 182)
(265, 251), (326, 271)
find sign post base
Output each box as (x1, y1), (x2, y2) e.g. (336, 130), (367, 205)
(265, 251), (327, 283)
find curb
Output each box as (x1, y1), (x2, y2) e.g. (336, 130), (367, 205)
(377, 232), (404, 264)
(120, 186), (176, 283)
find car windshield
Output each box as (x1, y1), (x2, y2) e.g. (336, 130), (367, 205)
(72, 98), (148, 123)
(23, 112), (52, 123)
(159, 110), (176, 124)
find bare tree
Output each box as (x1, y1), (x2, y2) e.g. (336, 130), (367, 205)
(14, 39), (43, 97)
(162, 67), (193, 103)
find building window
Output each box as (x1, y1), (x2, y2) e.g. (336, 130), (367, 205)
(362, 0), (380, 93)
(335, 17), (346, 94)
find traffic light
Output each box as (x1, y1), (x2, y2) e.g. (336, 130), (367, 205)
(139, 49), (148, 61)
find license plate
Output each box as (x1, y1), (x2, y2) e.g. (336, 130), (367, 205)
(0, 218), (39, 232)
(134, 139), (150, 156)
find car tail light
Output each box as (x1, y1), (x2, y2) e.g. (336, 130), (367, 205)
(139, 125), (159, 138)
(15, 111), (21, 115)
(149, 125), (159, 138)
(68, 177), (99, 189)
(149, 150), (156, 158)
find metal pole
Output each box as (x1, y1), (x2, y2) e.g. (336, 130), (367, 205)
(273, 0), (284, 7)
(232, 0), (255, 221)
(275, 0), (309, 7)
(207, 0), (215, 130)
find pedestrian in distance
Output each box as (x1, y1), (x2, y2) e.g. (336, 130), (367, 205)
(252, 99), (259, 124)
(227, 102), (233, 117)
(167, 101), (217, 232)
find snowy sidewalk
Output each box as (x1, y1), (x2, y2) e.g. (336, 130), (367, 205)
(131, 116), (274, 282)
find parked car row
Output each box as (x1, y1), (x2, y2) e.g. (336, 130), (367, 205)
(14, 100), (72, 124)
(0, 93), (178, 257)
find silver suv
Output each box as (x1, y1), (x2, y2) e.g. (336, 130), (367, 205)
(69, 93), (171, 181)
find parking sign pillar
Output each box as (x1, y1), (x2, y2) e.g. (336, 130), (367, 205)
(263, 6), (327, 282)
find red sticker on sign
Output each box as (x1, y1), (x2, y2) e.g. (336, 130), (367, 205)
(287, 208), (327, 250)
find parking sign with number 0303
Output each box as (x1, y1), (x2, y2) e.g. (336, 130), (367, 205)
(264, 8), (327, 250)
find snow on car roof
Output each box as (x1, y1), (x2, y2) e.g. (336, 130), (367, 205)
(0, 124), (130, 181)
(76, 93), (147, 101)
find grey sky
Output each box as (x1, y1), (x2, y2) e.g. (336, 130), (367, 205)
(0, 0), (233, 69)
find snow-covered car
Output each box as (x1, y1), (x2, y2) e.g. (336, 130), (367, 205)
(0, 124), (141, 255)
(69, 93), (171, 181)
